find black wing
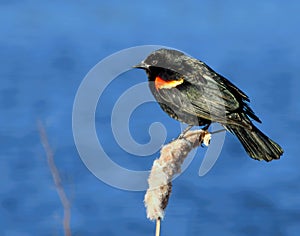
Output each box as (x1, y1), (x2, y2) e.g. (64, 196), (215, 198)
(152, 67), (260, 128)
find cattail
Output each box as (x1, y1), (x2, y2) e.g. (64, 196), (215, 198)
(144, 129), (211, 221)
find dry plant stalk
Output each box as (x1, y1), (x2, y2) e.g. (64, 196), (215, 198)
(144, 129), (211, 221)
(38, 120), (72, 236)
(155, 217), (161, 236)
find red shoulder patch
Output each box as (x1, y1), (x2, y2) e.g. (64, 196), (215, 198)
(155, 76), (184, 90)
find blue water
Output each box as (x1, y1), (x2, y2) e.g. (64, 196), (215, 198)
(1, 1), (300, 235)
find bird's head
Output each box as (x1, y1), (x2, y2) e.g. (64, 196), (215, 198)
(133, 48), (186, 73)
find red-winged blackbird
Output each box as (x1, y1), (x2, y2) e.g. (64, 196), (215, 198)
(134, 48), (283, 161)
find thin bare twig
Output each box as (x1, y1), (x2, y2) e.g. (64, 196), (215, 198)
(38, 120), (71, 236)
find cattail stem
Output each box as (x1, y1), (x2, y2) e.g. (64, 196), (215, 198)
(155, 217), (161, 236)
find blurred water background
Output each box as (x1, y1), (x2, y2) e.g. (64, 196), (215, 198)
(0, 1), (299, 235)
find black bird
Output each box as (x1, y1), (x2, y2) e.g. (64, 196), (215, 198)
(134, 48), (283, 161)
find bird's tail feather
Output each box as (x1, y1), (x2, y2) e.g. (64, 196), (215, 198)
(227, 125), (283, 161)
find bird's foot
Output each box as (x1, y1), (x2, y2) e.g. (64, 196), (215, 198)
(198, 123), (210, 146)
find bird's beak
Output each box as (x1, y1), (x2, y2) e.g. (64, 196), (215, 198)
(132, 61), (148, 69)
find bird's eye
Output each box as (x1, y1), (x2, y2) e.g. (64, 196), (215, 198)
(152, 60), (158, 65)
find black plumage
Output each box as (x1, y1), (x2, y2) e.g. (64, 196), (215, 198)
(134, 48), (283, 161)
